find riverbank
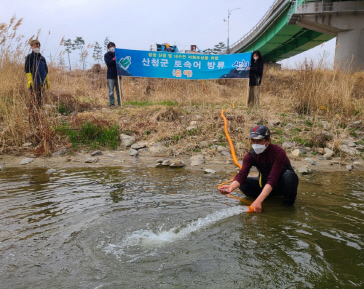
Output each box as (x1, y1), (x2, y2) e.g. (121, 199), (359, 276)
(1, 70), (364, 175)
(1, 48), (364, 171)
(1, 130), (363, 174)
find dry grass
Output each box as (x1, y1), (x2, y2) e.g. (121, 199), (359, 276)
(1, 17), (363, 157)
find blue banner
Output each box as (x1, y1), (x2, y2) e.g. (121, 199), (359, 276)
(115, 48), (251, 80)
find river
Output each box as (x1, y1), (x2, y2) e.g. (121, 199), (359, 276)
(0, 167), (363, 288)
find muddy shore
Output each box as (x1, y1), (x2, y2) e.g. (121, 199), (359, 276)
(1, 147), (362, 175)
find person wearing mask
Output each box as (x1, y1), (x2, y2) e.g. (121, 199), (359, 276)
(104, 42), (121, 107)
(218, 125), (299, 212)
(247, 50), (263, 109)
(24, 39), (50, 108)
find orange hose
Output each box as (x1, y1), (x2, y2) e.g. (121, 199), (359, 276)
(217, 178), (234, 188)
(220, 109), (241, 169)
(202, 80), (209, 94)
(218, 108), (254, 211)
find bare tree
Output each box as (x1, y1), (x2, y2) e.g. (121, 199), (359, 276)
(74, 36), (86, 70)
(104, 36), (110, 53)
(93, 41), (103, 64)
(63, 38), (74, 70)
(58, 51), (67, 70)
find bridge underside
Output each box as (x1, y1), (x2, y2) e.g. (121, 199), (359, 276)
(261, 27), (334, 62)
(231, 1), (364, 69)
(232, 13), (334, 63)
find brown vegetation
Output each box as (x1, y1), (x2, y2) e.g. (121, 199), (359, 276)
(1, 17), (363, 158)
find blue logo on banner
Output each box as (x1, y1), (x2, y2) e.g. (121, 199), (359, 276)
(115, 49), (251, 80)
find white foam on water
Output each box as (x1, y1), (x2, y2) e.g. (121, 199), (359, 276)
(104, 206), (249, 260)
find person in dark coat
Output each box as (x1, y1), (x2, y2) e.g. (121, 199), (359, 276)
(24, 39), (50, 108)
(218, 125), (299, 212)
(104, 42), (121, 107)
(247, 50), (263, 108)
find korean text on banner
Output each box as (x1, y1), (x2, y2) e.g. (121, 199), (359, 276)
(115, 49), (251, 80)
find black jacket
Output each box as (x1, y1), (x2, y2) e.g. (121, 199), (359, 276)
(104, 51), (117, 79)
(24, 52), (48, 85)
(249, 58), (263, 86)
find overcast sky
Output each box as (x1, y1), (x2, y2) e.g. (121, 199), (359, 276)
(1, 0), (336, 69)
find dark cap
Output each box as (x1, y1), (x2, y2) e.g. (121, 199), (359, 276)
(30, 39), (40, 46)
(248, 125), (270, 139)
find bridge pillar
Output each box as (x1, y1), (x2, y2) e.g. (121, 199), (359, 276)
(335, 29), (364, 71)
(292, 1), (364, 71)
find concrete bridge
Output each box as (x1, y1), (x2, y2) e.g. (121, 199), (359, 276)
(229, 0), (364, 71)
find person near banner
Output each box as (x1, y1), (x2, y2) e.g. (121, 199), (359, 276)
(104, 42), (122, 107)
(247, 50), (263, 108)
(166, 46), (174, 52)
(218, 125), (299, 212)
(25, 39), (50, 109)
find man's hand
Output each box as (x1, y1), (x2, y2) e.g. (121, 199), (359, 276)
(218, 185), (232, 195)
(218, 181), (240, 195)
(26, 73), (33, 88)
(45, 75), (50, 89)
(250, 199), (262, 213)
(249, 184), (272, 213)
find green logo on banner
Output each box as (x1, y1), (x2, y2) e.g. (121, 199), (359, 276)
(119, 56), (131, 70)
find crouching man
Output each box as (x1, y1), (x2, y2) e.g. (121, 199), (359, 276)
(219, 125), (299, 212)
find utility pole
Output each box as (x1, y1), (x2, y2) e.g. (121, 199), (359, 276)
(224, 8), (240, 54)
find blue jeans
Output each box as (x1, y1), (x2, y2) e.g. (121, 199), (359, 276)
(107, 78), (122, 106)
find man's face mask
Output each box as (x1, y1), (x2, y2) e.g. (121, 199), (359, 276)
(251, 141), (268, 154)
(109, 47), (115, 53)
(32, 48), (40, 53)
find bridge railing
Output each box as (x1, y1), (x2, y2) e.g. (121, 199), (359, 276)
(287, 0), (305, 21)
(229, 0), (285, 53)
(230, 0), (364, 53)
(289, 0), (364, 16)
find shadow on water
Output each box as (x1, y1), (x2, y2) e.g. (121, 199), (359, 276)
(0, 167), (363, 288)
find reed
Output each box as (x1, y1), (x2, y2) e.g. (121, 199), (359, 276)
(1, 18), (363, 156)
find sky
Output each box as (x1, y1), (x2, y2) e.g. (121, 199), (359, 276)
(1, 0), (336, 69)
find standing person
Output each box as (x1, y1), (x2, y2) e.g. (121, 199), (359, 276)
(218, 125), (299, 212)
(25, 39), (50, 109)
(104, 42), (121, 107)
(247, 50), (263, 109)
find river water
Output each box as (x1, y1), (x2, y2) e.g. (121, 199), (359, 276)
(0, 166), (363, 288)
